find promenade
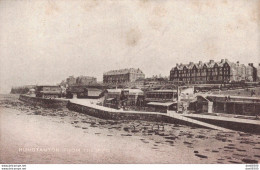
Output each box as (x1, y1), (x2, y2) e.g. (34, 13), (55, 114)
(70, 99), (233, 132)
(19, 94), (260, 134)
(2, 94), (260, 164)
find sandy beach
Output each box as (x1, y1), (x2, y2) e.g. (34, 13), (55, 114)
(0, 94), (260, 164)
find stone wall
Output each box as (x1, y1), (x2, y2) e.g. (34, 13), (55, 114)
(67, 101), (205, 128)
(19, 95), (68, 108)
(186, 116), (260, 134)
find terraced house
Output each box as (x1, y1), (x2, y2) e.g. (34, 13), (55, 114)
(170, 59), (257, 84)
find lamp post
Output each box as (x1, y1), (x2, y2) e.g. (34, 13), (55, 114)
(177, 85), (181, 113)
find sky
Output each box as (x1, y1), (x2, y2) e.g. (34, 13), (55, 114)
(0, 0), (259, 93)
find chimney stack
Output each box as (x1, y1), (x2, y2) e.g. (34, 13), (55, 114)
(221, 59), (225, 63)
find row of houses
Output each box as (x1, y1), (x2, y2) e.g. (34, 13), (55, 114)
(101, 60), (260, 87)
(170, 59), (259, 84)
(58, 59), (260, 90)
(24, 59), (260, 116)
(29, 84), (181, 112)
(29, 83), (260, 116)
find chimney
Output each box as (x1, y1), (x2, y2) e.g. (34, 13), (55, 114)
(189, 62), (194, 65)
(176, 63), (179, 66)
(225, 59), (229, 62)
(221, 59), (225, 63)
(210, 60), (214, 63)
(259, 63), (260, 66)
(199, 61), (202, 64)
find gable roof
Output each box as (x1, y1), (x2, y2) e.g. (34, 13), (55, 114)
(104, 68), (144, 75)
(173, 59), (239, 71)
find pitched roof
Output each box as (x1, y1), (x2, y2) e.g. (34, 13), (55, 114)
(147, 102), (177, 107)
(40, 91), (61, 94)
(147, 89), (177, 93)
(104, 68), (144, 75)
(106, 89), (144, 95)
(173, 59), (237, 70)
(206, 62), (215, 68)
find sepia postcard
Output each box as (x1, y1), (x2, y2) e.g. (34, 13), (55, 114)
(0, 0), (260, 169)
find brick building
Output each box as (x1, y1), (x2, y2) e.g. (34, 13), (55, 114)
(170, 59), (257, 84)
(64, 75), (97, 86)
(131, 76), (169, 89)
(76, 76), (97, 85)
(103, 68), (145, 86)
(66, 76), (77, 86)
(257, 64), (260, 81)
(35, 85), (62, 98)
(245, 63), (257, 82)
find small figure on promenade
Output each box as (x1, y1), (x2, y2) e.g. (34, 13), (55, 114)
(228, 96), (231, 101)
(225, 96), (228, 101)
(251, 90), (255, 97)
(255, 112), (259, 120)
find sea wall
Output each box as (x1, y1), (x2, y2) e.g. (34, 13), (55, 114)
(185, 116), (260, 134)
(19, 95), (68, 108)
(19, 95), (198, 126)
(67, 101), (205, 128)
(19, 95), (260, 133)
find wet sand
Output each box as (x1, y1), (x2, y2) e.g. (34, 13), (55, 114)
(0, 94), (260, 164)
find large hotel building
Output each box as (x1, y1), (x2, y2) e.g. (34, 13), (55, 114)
(170, 59), (257, 84)
(103, 68), (145, 85)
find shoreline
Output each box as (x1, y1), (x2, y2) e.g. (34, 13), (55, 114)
(19, 94), (260, 134)
(1, 94), (260, 164)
